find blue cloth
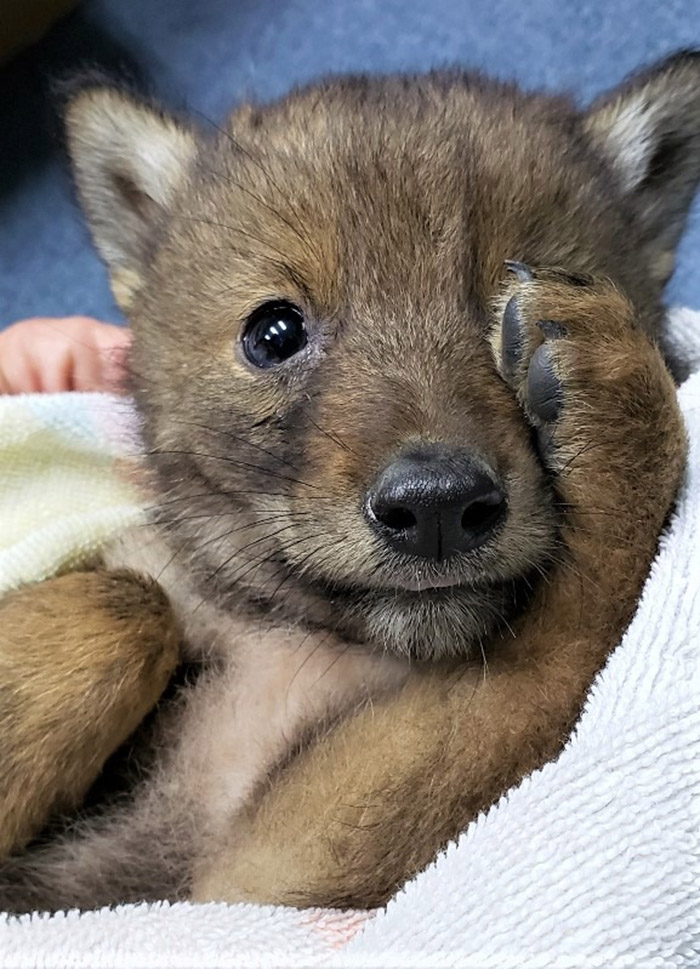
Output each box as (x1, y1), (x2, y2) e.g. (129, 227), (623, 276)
(1, 0), (699, 328)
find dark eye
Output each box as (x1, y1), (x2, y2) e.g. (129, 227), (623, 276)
(242, 301), (308, 369)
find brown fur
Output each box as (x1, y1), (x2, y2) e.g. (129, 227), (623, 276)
(0, 571), (178, 858)
(0, 52), (697, 912)
(194, 274), (685, 907)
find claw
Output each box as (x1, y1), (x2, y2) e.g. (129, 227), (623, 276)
(504, 260), (535, 282)
(538, 320), (568, 340)
(556, 269), (593, 288)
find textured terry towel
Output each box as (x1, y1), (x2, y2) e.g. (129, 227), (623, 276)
(2, 310), (700, 968)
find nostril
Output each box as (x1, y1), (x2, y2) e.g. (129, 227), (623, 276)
(367, 448), (507, 559)
(375, 505), (417, 532)
(460, 493), (506, 534)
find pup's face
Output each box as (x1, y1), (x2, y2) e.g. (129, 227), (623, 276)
(66, 55), (700, 659)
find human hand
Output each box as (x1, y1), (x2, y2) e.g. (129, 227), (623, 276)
(0, 317), (131, 395)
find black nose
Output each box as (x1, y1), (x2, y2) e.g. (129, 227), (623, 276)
(366, 446), (506, 560)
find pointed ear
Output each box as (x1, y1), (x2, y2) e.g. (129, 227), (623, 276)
(64, 87), (198, 310)
(584, 50), (700, 283)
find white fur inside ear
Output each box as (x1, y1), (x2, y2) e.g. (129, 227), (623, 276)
(68, 90), (197, 198)
(117, 114), (197, 207)
(66, 89), (198, 278)
(588, 92), (663, 192)
(584, 54), (700, 257)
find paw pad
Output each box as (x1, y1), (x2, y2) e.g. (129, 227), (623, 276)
(526, 344), (563, 423)
(496, 260), (590, 450)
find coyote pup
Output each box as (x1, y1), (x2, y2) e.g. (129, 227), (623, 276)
(0, 52), (695, 911)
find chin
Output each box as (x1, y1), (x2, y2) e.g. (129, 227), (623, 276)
(325, 578), (532, 662)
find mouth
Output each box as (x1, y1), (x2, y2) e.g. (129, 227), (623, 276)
(354, 550), (510, 596)
(305, 560), (514, 603)
(307, 567), (534, 660)
(267, 544), (541, 660)
(395, 572), (464, 591)
(284, 540), (517, 601)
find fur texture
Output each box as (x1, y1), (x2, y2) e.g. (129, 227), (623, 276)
(0, 52), (697, 911)
(0, 571), (178, 860)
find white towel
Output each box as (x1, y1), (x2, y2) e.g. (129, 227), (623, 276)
(2, 310), (700, 969)
(0, 392), (144, 595)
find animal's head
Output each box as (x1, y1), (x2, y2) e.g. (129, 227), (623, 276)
(65, 52), (700, 659)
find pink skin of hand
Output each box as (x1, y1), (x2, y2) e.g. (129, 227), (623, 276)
(0, 317), (131, 395)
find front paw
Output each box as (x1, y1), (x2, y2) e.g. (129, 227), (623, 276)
(493, 262), (685, 483)
(491, 262), (686, 551)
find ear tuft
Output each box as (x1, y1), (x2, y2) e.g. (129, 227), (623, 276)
(584, 50), (700, 281)
(64, 87), (198, 309)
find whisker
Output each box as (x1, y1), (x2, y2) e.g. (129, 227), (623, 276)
(148, 490), (336, 511)
(285, 628), (337, 705)
(204, 526), (326, 593)
(150, 510), (313, 530)
(192, 110), (320, 259)
(197, 164), (317, 260)
(260, 539), (328, 604)
(146, 448), (320, 491)
(310, 640), (359, 691)
(152, 510), (309, 585)
(185, 526), (326, 621)
(556, 440), (610, 477)
(175, 215), (296, 268)
(168, 418), (302, 473)
(302, 404), (359, 457)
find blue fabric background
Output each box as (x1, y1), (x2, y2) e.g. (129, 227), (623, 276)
(2, 0), (700, 328)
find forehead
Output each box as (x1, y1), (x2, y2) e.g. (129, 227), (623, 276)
(173, 75), (622, 325)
